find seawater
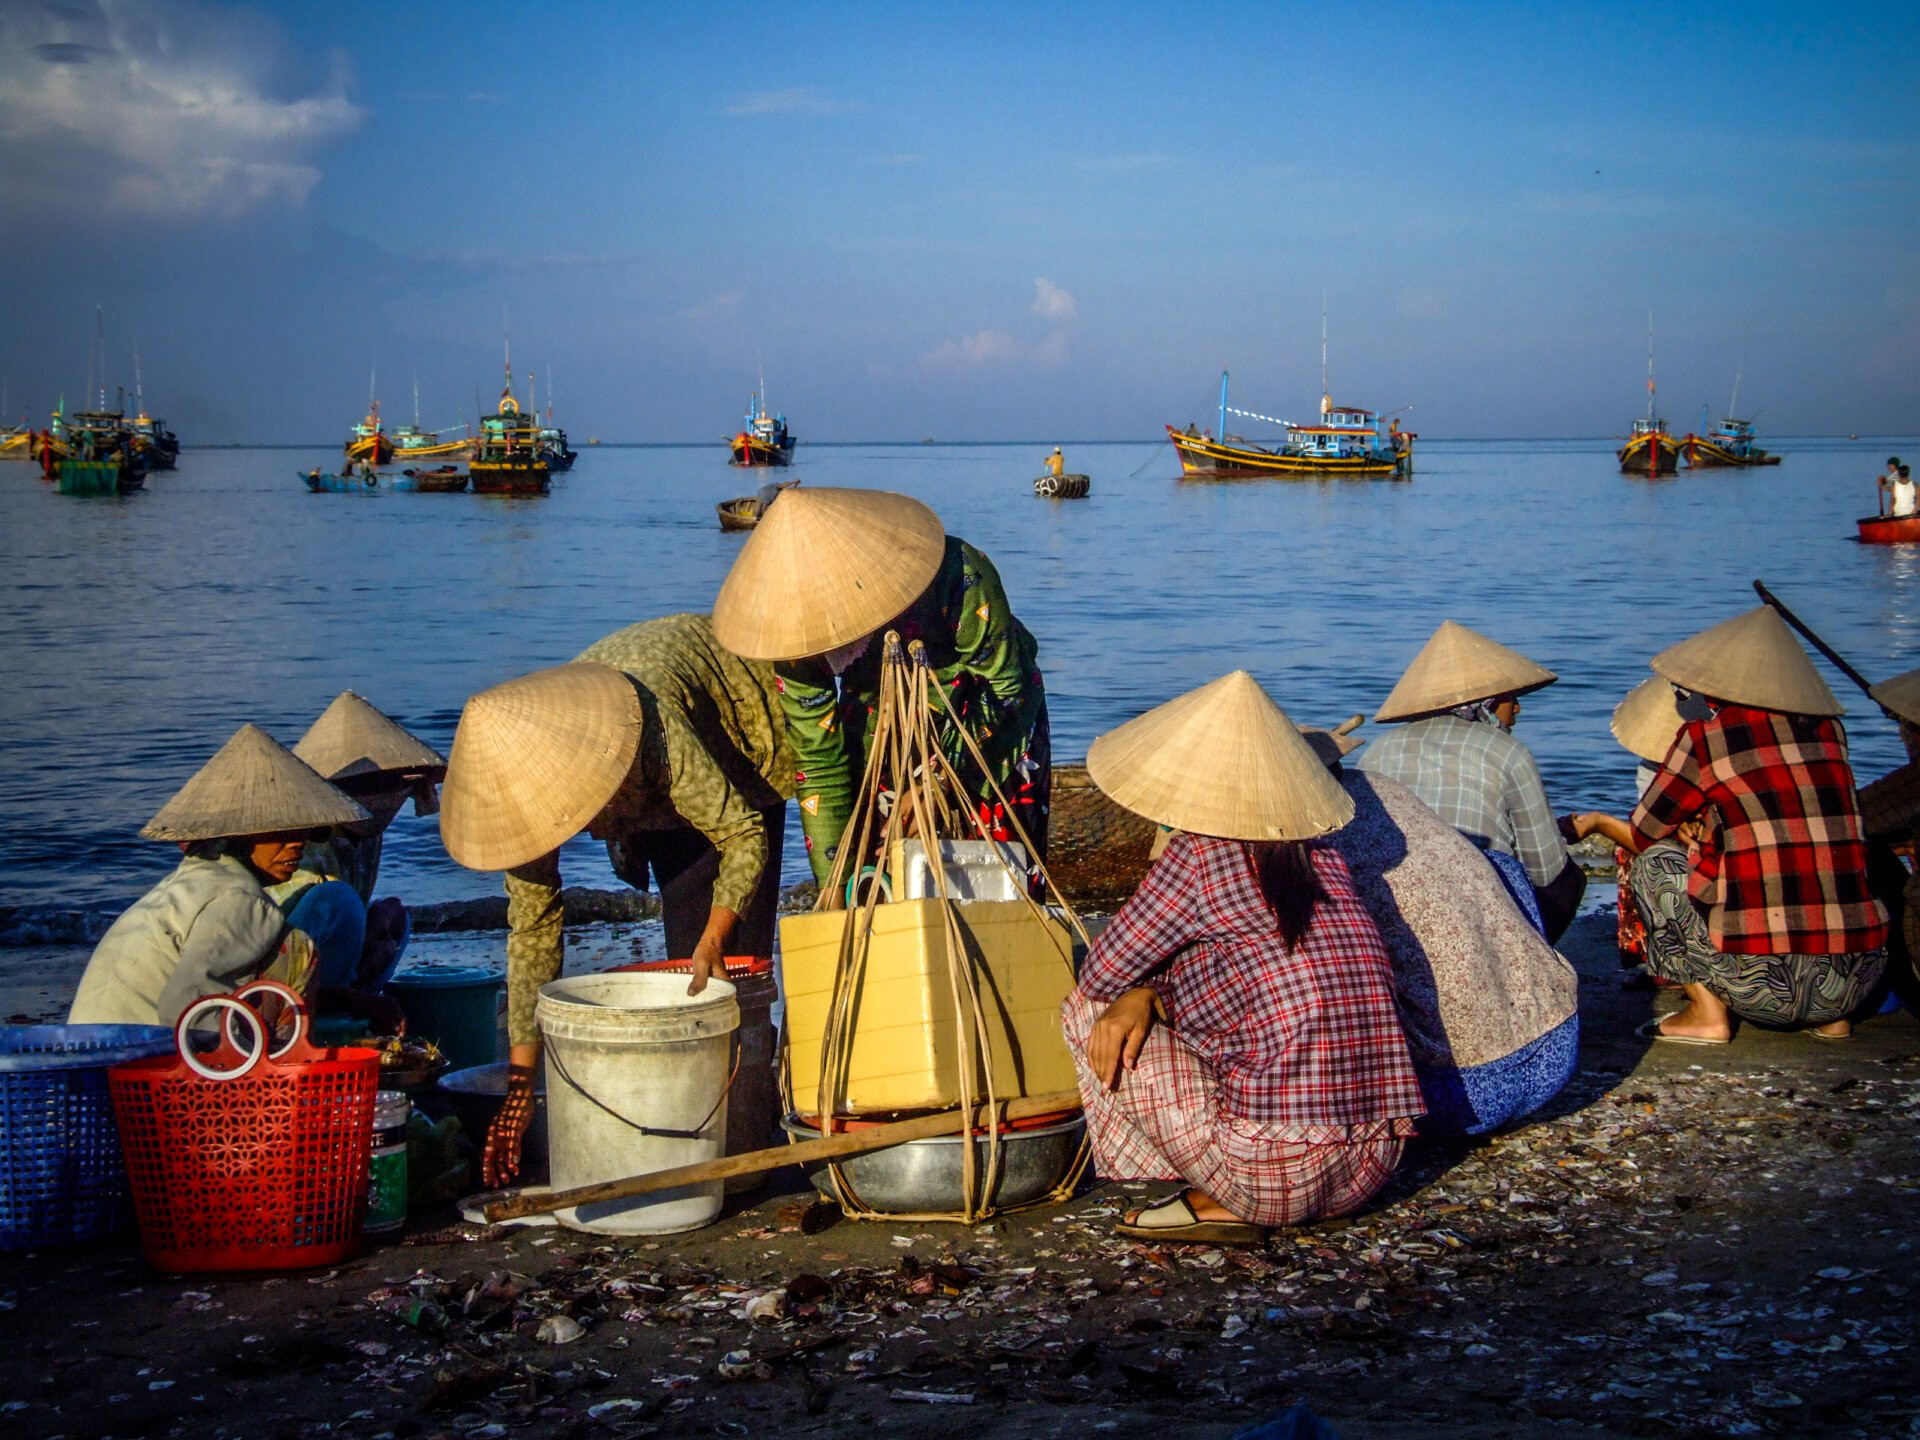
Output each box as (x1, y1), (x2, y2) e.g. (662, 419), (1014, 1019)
(2, 436), (1914, 945)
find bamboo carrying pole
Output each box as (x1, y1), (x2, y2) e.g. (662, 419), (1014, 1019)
(1752, 579), (1875, 697)
(480, 1089), (1084, 1223)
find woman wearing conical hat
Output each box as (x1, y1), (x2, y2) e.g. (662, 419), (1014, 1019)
(261, 692), (448, 1033)
(440, 614), (793, 1188)
(1313, 739), (1580, 1137)
(1852, 666), (1920, 1012)
(1565, 608), (1887, 1043)
(712, 488), (1049, 887)
(1357, 621), (1586, 942)
(1062, 673), (1423, 1245)
(69, 725), (370, 1028)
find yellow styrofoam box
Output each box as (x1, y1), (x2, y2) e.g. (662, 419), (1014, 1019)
(781, 898), (1078, 1115)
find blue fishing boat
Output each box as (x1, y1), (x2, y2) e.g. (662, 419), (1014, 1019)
(1681, 378), (1780, 467)
(729, 382), (795, 467)
(302, 467), (381, 494)
(1168, 370), (1411, 478)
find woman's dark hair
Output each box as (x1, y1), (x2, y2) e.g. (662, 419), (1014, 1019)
(1244, 839), (1322, 949)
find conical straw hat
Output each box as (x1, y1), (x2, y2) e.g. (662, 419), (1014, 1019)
(294, 691), (446, 783)
(711, 487), (947, 661)
(1650, 606), (1843, 716)
(141, 724), (370, 842)
(1087, 671), (1355, 841)
(1869, 666), (1920, 725)
(1611, 677), (1687, 763)
(1374, 621), (1558, 723)
(440, 663), (642, 871)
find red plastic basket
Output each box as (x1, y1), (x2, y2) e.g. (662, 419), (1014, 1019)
(108, 981), (381, 1273)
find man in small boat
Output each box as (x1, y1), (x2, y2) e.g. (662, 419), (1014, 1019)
(1357, 621), (1586, 942)
(69, 725), (369, 1027)
(265, 692), (447, 1032)
(1045, 446), (1066, 479)
(751, 481), (783, 520)
(1880, 462), (1916, 518)
(1564, 609), (1886, 1044)
(711, 487), (1050, 891)
(439, 614), (793, 1187)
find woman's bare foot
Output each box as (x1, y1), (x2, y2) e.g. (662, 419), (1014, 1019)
(1653, 1001), (1733, 1043)
(1125, 1187), (1239, 1226)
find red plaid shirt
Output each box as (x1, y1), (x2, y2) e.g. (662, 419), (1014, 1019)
(1630, 704), (1886, 956)
(1080, 833), (1424, 1130)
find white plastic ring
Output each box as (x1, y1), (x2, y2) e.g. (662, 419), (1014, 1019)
(231, 979), (307, 1058)
(175, 996), (267, 1082)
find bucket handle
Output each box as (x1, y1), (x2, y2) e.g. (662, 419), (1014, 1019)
(545, 1033), (741, 1142)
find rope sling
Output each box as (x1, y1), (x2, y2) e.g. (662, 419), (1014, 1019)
(788, 632), (1093, 1222)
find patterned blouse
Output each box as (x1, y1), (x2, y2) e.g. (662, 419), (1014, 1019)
(1630, 704), (1886, 956)
(1079, 832), (1424, 1132)
(501, 613), (793, 1046)
(775, 537), (1045, 885)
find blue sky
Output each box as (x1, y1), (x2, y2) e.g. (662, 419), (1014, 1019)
(1, 0), (1915, 440)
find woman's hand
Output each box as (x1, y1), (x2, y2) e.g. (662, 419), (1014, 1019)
(1088, 986), (1160, 1091)
(482, 1062), (537, 1189)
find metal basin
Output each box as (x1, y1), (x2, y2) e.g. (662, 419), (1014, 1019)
(431, 1061), (549, 1176)
(780, 1113), (1084, 1215)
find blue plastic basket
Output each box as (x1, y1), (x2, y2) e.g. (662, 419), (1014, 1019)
(1, 1025), (173, 1250)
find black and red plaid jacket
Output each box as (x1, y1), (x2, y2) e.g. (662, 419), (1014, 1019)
(1630, 704), (1886, 956)
(1080, 833), (1424, 1129)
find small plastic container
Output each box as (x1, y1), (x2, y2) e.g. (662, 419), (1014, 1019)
(0, 1024), (173, 1251)
(365, 1091), (410, 1235)
(385, 966), (504, 1071)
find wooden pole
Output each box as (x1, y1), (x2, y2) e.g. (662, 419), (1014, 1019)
(480, 1089), (1085, 1223)
(1751, 580), (1875, 697)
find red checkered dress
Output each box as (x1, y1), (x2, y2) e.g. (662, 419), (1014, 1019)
(1630, 704), (1886, 956)
(1065, 835), (1421, 1226)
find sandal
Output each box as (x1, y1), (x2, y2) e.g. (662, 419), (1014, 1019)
(1635, 1018), (1729, 1047)
(1115, 1190), (1267, 1247)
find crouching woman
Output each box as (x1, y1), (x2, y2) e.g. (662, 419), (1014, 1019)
(69, 725), (370, 1028)
(1061, 673), (1424, 1246)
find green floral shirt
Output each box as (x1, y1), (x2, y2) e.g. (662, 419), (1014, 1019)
(776, 537), (1043, 886)
(502, 613), (792, 1045)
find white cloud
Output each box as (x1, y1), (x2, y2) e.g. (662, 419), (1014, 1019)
(681, 291), (746, 321)
(1083, 152), (1179, 172)
(724, 87), (866, 117)
(924, 329), (1021, 368)
(1030, 277), (1076, 320)
(0, 0), (363, 219)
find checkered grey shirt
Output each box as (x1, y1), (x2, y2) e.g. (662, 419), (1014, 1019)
(1356, 715), (1570, 886)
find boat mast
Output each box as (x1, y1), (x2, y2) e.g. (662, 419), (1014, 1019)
(1644, 312), (1655, 424)
(413, 374), (421, 429)
(96, 307), (108, 412)
(1217, 371), (1229, 439)
(1727, 367), (1741, 421)
(134, 349), (144, 417)
(1320, 300), (1330, 416)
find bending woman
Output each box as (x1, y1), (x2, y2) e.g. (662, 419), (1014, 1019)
(1063, 672), (1423, 1246)
(712, 487), (1048, 887)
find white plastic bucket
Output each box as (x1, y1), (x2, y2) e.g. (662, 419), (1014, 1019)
(535, 973), (739, 1235)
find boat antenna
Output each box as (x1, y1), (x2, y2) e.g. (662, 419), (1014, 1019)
(413, 374), (421, 429)
(1645, 311), (1656, 423)
(134, 348), (144, 415)
(1727, 366), (1741, 421)
(1320, 295), (1330, 416)
(1218, 370), (1229, 439)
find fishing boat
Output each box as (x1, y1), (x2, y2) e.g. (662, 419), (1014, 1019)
(56, 410), (147, 494)
(728, 383), (795, 467)
(717, 478), (800, 531)
(539, 419), (577, 472)
(1167, 370), (1411, 478)
(1618, 417), (1679, 476)
(0, 424), (31, 462)
(126, 355), (179, 470)
(1680, 372), (1780, 468)
(1857, 513), (1920, 545)
(301, 467), (380, 493)
(345, 400), (394, 466)
(389, 380), (475, 461)
(1618, 318), (1678, 476)
(470, 357), (550, 496)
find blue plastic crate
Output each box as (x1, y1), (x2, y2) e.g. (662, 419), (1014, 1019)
(0, 1025), (173, 1250)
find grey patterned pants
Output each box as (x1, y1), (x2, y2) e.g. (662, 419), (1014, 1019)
(1629, 843), (1885, 1027)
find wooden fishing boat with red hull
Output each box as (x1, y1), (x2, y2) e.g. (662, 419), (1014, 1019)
(728, 384), (795, 468)
(1858, 514), (1920, 545)
(1619, 419), (1678, 476)
(1681, 417), (1781, 469)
